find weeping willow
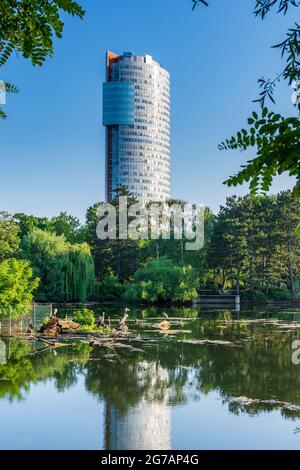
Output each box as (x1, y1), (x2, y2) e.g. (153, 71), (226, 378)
(22, 229), (95, 302)
(64, 244), (95, 302)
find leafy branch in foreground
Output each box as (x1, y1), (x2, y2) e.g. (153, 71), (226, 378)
(193, 0), (300, 106)
(256, 22), (300, 107)
(193, 0), (300, 199)
(0, 81), (19, 119)
(0, 0), (85, 118)
(0, 0), (85, 67)
(219, 108), (300, 197)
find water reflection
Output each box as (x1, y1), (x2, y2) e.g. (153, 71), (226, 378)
(0, 305), (300, 449)
(105, 363), (171, 450)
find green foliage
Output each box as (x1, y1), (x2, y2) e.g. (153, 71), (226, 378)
(208, 191), (300, 296)
(0, 0), (85, 118)
(240, 289), (268, 303)
(194, 0), (300, 195)
(132, 258), (199, 304)
(14, 211), (84, 242)
(296, 224), (300, 237)
(21, 228), (95, 302)
(220, 109), (300, 197)
(14, 213), (52, 238)
(0, 82), (19, 119)
(0, 212), (20, 261)
(84, 191), (142, 281)
(50, 212), (84, 243)
(73, 308), (95, 326)
(96, 271), (124, 301)
(268, 287), (295, 301)
(194, 1), (300, 104)
(122, 282), (139, 303)
(0, 258), (39, 319)
(0, 0), (84, 66)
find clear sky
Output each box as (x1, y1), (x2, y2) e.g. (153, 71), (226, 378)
(0, 0), (297, 221)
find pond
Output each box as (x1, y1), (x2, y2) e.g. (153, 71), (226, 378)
(1, 304), (300, 450)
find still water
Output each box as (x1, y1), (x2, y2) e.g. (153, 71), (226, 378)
(1, 305), (300, 450)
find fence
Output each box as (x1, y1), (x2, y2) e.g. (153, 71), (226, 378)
(0, 303), (53, 336)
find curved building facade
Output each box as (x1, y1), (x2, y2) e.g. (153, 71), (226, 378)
(103, 51), (171, 202)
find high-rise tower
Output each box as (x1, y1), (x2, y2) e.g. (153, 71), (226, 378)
(103, 51), (171, 202)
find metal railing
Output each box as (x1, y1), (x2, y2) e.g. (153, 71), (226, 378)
(0, 303), (53, 336)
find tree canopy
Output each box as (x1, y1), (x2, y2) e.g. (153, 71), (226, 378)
(0, 211), (20, 261)
(0, 258), (39, 318)
(21, 228), (95, 302)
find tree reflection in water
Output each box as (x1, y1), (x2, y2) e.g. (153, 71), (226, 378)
(1, 307), (300, 448)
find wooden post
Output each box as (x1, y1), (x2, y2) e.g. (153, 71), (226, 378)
(33, 303), (36, 328)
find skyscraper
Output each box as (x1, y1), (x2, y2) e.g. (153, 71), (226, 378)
(103, 51), (171, 203)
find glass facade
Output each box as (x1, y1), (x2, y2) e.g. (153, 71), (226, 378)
(104, 51), (171, 202)
(103, 82), (135, 126)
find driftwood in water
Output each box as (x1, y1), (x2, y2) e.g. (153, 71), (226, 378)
(39, 316), (61, 336)
(39, 316), (80, 336)
(155, 320), (170, 330)
(117, 313), (129, 332)
(96, 312), (106, 328)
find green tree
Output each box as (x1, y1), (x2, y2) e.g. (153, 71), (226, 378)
(85, 189), (141, 280)
(0, 0), (85, 118)
(0, 211), (20, 261)
(96, 270), (124, 301)
(274, 191), (300, 293)
(0, 258), (39, 319)
(49, 211), (83, 243)
(129, 258), (199, 304)
(21, 228), (95, 302)
(208, 191), (300, 297)
(14, 212), (51, 239)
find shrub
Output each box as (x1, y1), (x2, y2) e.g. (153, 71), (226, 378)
(0, 258), (39, 319)
(268, 287), (294, 301)
(132, 259), (199, 304)
(240, 289), (268, 303)
(122, 282), (139, 302)
(96, 272), (123, 301)
(73, 308), (95, 326)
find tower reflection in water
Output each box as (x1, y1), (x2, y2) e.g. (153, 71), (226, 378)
(104, 362), (171, 450)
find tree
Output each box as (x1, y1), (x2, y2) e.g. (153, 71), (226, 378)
(207, 191), (300, 297)
(128, 258), (199, 304)
(85, 189), (142, 280)
(274, 191), (300, 293)
(0, 0), (85, 118)
(14, 212), (51, 238)
(96, 270), (124, 301)
(0, 258), (39, 319)
(193, 0), (300, 196)
(49, 211), (83, 243)
(208, 197), (249, 293)
(0, 211), (20, 261)
(21, 228), (95, 302)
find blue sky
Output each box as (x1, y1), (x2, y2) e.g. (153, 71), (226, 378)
(0, 0), (297, 220)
